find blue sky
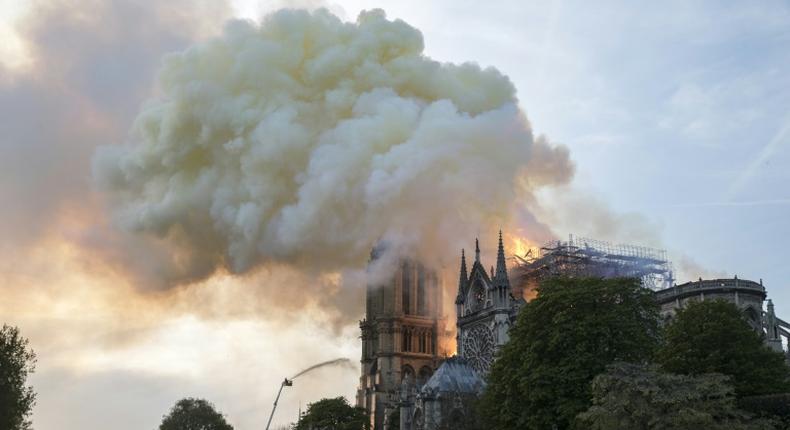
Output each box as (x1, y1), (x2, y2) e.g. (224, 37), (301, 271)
(337, 0), (790, 309)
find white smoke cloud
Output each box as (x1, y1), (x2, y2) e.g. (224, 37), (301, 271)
(530, 186), (664, 247)
(0, 0), (229, 255)
(94, 8), (573, 283)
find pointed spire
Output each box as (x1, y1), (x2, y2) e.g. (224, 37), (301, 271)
(475, 238), (481, 263)
(495, 230), (510, 288)
(459, 249), (468, 287)
(456, 249), (469, 304)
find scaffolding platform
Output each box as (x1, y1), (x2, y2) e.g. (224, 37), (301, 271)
(512, 234), (674, 293)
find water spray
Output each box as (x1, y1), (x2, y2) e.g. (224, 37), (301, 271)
(264, 358), (354, 430)
(290, 358), (353, 379)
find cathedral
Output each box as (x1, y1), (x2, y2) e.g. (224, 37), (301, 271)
(357, 233), (522, 430)
(358, 232), (790, 429)
(356, 245), (446, 430)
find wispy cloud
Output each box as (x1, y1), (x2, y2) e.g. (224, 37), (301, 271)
(667, 198), (790, 208)
(726, 117), (790, 200)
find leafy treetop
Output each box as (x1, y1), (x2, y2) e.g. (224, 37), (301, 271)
(295, 397), (369, 430)
(657, 299), (790, 397)
(479, 277), (661, 430)
(159, 397), (234, 430)
(0, 324), (37, 430)
(578, 362), (775, 430)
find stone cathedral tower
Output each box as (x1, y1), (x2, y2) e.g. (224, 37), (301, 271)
(357, 246), (445, 430)
(455, 231), (521, 375)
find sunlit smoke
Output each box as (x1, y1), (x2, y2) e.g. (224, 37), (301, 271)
(93, 7), (574, 286)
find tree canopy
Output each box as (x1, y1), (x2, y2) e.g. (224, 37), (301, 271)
(577, 362), (774, 430)
(657, 300), (790, 397)
(294, 397), (368, 430)
(478, 277), (661, 430)
(0, 324), (37, 430)
(159, 398), (234, 430)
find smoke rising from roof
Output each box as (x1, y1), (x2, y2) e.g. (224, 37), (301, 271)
(93, 8), (574, 285)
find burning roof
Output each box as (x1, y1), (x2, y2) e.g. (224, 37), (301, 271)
(512, 234), (674, 294)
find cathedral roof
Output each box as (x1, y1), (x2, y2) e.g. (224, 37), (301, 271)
(421, 357), (485, 395)
(468, 260), (491, 285)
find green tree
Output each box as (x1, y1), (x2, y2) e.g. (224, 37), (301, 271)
(739, 394), (790, 429)
(577, 362), (774, 430)
(657, 300), (790, 397)
(159, 398), (234, 430)
(294, 397), (368, 430)
(0, 324), (37, 430)
(478, 277), (661, 430)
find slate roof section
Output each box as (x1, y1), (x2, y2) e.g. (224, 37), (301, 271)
(421, 357), (486, 395)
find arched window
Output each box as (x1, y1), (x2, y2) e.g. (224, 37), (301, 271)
(402, 262), (411, 315)
(370, 360), (379, 388)
(402, 365), (415, 383)
(402, 327), (412, 352)
(417, 266), (427, 315)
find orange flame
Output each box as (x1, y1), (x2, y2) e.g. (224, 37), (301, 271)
(438, 329), (457, 357)
(505, 234), (539, 262)
(505, 234), (541, 301)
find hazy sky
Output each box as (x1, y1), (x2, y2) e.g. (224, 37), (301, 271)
(1, 1), (789, 429)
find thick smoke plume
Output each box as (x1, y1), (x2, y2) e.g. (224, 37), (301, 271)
(94, 8), (573, 284)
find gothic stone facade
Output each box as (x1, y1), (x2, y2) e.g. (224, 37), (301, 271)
(357, 249), (444, 430)
(655, 277), (785, 353)
(398, 232), (523, 430)
(455, 233), (523, 375)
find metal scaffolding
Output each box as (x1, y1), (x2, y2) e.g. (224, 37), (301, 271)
(512, 234), (674, 291)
